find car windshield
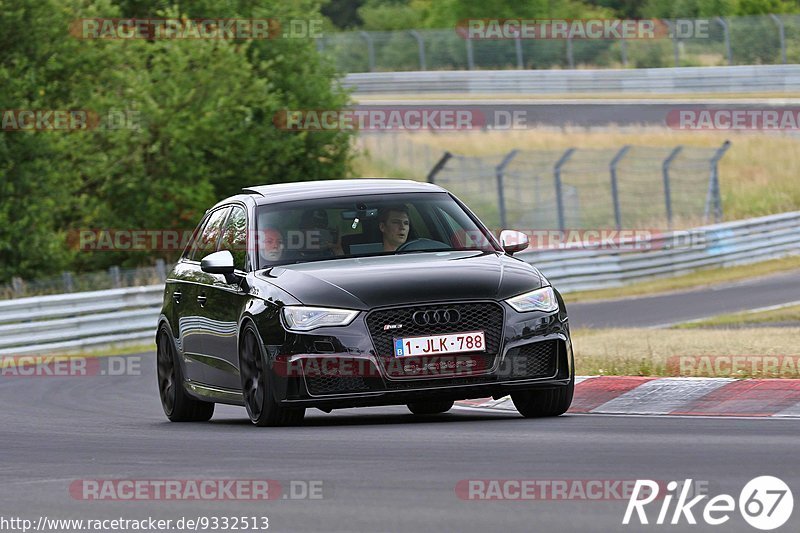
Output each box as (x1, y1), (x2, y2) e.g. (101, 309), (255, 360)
(255, 192), (499, 268)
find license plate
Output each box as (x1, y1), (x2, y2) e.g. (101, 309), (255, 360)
(393, 331), (485, 357)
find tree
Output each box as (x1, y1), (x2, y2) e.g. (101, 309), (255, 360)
(0, 0), (353, 281)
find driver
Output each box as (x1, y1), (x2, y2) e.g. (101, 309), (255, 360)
(378, 206), (410, 252)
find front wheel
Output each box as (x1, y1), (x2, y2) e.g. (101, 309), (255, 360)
(156, 326), (215, 422)
(239, 323), (305, 427)
(510, 378), (574, 418)
(407, 399), (454, 415)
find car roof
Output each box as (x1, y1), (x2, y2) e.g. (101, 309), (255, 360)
(242, 178), (446, 205)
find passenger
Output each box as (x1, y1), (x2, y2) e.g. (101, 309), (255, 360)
(378, 206), (410, 252)
(260, 228), (284, 263)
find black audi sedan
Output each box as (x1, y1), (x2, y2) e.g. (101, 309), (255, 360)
(156, 179), (574, 426)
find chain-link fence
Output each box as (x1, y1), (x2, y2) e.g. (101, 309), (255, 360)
(319, 15), (800, 72)
(0, 261), (169, 300)
(357, 135), (730, 230)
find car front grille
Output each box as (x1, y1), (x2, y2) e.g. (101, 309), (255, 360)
(501, 340), (558, 379)
(384, 374), (498, 390)
(366, 302), (504, 379)
(305, 375), (371, 396)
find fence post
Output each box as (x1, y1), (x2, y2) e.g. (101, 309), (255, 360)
(109, 266), (121, 288)
(662, 146), (683, 228)
(708, 140), (732, 223)
(11, 276), (24, 298)
(663, 20), (680, 67)
(715, 17), (733, 65)
(466, 35), (475, 70)
(409, 30), (426, 70)
(62, 271), (74, 293)
(427, 152), (453, 184)
(155, 259), (167, 282)
(424, 144), (432, 172)
(514, 33), (524, 69)
(610, 145), (631, 230)
(566, 36), (574, 68)
(495, 149), (519, 229)
(770, 14), (787, 64)
(359, 31), (376, 72)
(620, 38), (628, 67)
(554, 148), (575, 231)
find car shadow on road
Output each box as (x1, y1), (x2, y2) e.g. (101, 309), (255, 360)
(206, 408), (526, 428)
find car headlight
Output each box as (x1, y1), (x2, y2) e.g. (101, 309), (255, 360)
(281, 306), (360, 331)
(505, 287), (558, 313)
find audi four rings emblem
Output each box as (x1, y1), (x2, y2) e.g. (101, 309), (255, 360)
(412, 309), (461, 326)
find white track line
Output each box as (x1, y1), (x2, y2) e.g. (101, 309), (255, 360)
(589, 377), (733, 415)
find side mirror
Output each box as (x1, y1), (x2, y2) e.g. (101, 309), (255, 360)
(499, 230), (529, 255)
(201, 250), (235, 274)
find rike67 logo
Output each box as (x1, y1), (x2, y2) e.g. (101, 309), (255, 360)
(624, 477), (793, 530)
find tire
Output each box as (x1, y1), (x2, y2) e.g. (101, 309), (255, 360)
(510, 377), (574, 418)
(156, 326), (215, 422)
(407, 399), (454, 415)
(239, 323), (305, 427)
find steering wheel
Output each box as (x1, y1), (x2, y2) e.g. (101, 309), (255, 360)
(395, 238), (450, 252)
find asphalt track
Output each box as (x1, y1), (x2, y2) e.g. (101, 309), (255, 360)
(2, 354), (800, 532)
(566, 269), (800, 328)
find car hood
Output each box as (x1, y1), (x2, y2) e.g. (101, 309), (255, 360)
(255, 251), (544, 309)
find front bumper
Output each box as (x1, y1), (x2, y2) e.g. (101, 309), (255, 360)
(269, 298), (572, 409)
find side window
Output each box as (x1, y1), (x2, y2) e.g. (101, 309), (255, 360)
(183, 215), (210, 260)
(190, 207), (230, 261)
(435, 205), (493, 250)
(220, 206), (248, 271)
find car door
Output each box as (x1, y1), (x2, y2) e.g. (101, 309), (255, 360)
(180, 206), (231, 384)
(166, 212), (214, 384)
(199, 203), (252, 390)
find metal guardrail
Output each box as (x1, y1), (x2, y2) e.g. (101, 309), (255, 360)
(1, 211), (798, 355)
(0, 286), (163, 356)
(522, 211), (800, 292)
(343, 65), (800, 95)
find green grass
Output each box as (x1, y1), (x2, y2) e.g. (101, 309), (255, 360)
(562, 254), (800, 303)
(674, 303), (800, 329)
(573, 326), (800, 378)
